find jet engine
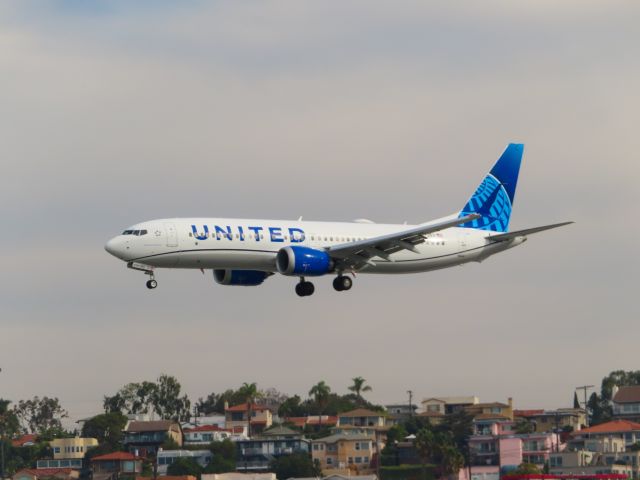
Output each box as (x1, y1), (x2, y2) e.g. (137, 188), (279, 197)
(276, 246), (334, 276)
(213, 269), (269, 286)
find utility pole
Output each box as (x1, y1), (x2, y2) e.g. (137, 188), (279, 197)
(407, 390), (413, 418)
(576, 385), (594, 427)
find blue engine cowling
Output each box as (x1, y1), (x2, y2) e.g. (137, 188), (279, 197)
(276, 246), (334, 276)
(213, 269), (269, 286)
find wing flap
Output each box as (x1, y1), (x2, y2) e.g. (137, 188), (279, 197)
(327, 213), (480, 270)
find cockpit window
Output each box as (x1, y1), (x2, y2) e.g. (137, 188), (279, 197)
(139, 229), (148, 236)
(122, 229), (148, 236)
(122, 230), (134, 235)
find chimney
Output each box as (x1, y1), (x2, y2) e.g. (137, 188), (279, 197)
(612, 385), (619, 399)
(224, 401), (229, 411)
(508, 397), (513, 408)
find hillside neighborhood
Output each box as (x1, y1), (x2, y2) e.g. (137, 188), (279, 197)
(2, 371), (640, 480)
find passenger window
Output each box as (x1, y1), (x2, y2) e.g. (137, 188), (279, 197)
(140, 230), (147, 235)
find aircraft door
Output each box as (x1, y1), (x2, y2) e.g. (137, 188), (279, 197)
(165, 223), (178, 247)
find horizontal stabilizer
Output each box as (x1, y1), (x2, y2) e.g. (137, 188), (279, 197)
(487, 221), (574, 242)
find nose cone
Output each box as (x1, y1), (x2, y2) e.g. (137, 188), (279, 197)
(105, 237), (123, 259)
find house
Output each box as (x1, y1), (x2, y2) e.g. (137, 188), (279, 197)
(311, 434), (375, 473)
(514, 408), (586, 433)
(225, 403), (273, 435)
(123, 420), (183, 457)
(202, 474), (276, 480)
(285, 416), (338, 429)
(36, 437), (99, 471)
(468, 426), (560, 480)
(571, 419), (640, 447)
(91, 451), (143, 477)
(549, 436), (640, 479)
(337, 409), (386, 429)
(385, 404), (417, 423)
(235, 437), (310, 470)
(612, 386), (640, 423)
(12, 469), (79, 480)
(50, 437), (99, 460)
(183, 424), (244, 445)
(421, 396), (479, 416)
(157, 450), (213, 475)
(466, 399), (514, 421)
(259, 425), (302, 439)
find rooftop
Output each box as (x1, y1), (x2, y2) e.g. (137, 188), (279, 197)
(572, 420), (640, 435)
(92, 452), (141, 462)
(225, 403), (269, 412)
(338, 408), (385, 418)
(125, 420), (178, 432)
(613, 386), (640, 404)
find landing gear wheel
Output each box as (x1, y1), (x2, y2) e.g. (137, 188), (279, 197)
(146, 279), (158, 289)
(295, 281), (315, 297)
(333, 275), (353, 292)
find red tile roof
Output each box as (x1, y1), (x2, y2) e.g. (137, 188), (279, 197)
(92, 452), (141, 462)
(339, 408), (385, 417)
(285, 416), (338, 427)
(225, 402), (269, 412)
(514, 410), (545, 417)
(15, 468), (76, 478)
(12, 434), (38, 447)
(573, 419), (640, 435)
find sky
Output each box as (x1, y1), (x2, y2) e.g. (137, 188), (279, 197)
(1, 0), (639, 427)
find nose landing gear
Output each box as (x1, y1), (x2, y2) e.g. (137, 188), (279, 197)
(333, 275), (353, 292)
(128, 262), (158, 290)
(295, 278), (315, 297)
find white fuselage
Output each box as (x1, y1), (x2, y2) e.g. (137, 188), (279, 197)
(104, 217), (524, 274)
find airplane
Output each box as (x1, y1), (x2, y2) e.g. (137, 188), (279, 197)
(105, 143), (572, 296)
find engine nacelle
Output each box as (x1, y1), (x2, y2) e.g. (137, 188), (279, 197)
(213, 269), (269, 286)
(276, 246), (333, 276)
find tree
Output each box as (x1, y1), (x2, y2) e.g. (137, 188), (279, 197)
(573, 391), (581, 409)
(587, 392), (611, 426)
(103, 381), (156, 415)
(514, 419), (535, 434)
(278, 395), (305, 418)
(13, 397), (68, 434)
(437, 410), (474, 455)
(509, 462), (542, 475)
(308, 381), (332, 429)
(167, 457), (203, 477)
(415, 428), (436, 480)
(269, 452), (320, 479)
(1, 399), (20, 479)
(81, 412), (127, 453)
(348, 377), (372, 402)
(601, 370), (640, 401)
(152, 374), (191, 421)
(205, 440), (236, 473)
(439, 443), (465, 480)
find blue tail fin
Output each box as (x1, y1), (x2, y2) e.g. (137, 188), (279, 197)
(458, 143), (524, 233)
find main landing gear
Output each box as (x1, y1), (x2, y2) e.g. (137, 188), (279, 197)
(295, 278), (315, 297)
(128, 262), (158, 290)
(333, 275), (353, 292)
(295, 275), (354, 296)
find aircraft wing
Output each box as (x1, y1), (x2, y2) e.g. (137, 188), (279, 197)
(327, 214), (480, 270)
(486, 221), (574, 242)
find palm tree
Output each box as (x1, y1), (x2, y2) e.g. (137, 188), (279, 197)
(348, 376), (372, 402)
(309, 381), (331, 429)
(238, 382), (260, 437)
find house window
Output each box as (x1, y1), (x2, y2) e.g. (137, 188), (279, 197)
(355, 442), (361, 450)
(326, 457), (333, 465)
(54, 447), (60, 453)
(355, 457), (362, 464)
(427, 405), (440, 413)
(364, 456), (369, 464)
(491, 407), (501, 414)
(348, 457), (353, 464)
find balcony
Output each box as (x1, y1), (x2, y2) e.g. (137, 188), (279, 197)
(470, 454), (500, 466)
